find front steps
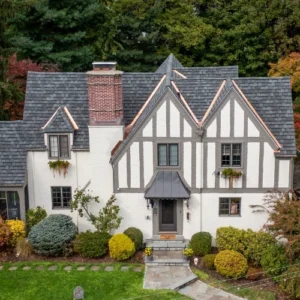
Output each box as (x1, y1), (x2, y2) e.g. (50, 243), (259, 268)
(145, 236), (190, 266)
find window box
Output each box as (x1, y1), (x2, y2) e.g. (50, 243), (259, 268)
(48, 160), (70, 177)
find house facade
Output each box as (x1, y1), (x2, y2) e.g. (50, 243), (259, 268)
(0, 54), (296, 240)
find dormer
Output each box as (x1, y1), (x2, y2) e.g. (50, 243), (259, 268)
(41, 106), (79, 159)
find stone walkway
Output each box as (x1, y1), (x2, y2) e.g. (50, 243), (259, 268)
(0, 264), (143, 273)
(143, 265), (243, 300)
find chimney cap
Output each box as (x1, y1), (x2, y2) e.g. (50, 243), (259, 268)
(92, 61), (117, 71)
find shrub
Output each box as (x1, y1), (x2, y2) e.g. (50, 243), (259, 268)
(124, 227), (143, 251)
(26, 206), (47, 233)
(244, 231), (275, 266)
(6, 219), (26, 246)
(280, 265), (300, 299)
(28, 214), (77, 256)
(190, 232), (212, 256)
(0, 217), (10, 247)
(216, 227), (251, 255)
(74, 231), (111, 258)
(246, 267), (261, 281)
(214, 250), (248, 278)
(202, 254), (216, 270)
(109, 233), (135, 261)
(261, 244), (289, 277)
(16, 238), (32, 259)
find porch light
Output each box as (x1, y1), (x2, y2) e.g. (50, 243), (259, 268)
(184, 199), (189, 209)
(146, 199), (150, 209)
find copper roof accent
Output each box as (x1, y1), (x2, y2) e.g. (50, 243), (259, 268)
(173, 69), (187, 79)
(111, 140), (123, 157)
(64, 107), (79, 130)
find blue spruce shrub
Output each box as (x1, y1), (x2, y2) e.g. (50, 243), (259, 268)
(28, 214), (77, 256)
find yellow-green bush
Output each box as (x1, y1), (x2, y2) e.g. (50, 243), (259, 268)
(6, 219), (26, 247)
(202, 254), (216, 270)
(214, 250), (248, 278)
(109, 233), (135, 261)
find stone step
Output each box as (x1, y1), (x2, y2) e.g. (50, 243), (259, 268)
(168, 274), (198, 290)
(146, 235), (185, 243)
(146, 242), (188, 250)
(145, 250), (190, 266)
(145, 260), (190, 266)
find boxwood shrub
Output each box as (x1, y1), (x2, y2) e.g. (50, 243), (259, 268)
(214, 250), (248, 278)
(190, 232), (212, 256)
(74, 231), (111, 258)
(202, 254), (216, 270)
(28, 214), (77, 256)
(124, 227), (143, 251)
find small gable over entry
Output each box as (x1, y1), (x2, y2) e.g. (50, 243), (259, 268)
(145, 171), (190, 199)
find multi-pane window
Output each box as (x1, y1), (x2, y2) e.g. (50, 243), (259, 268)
(219, 198), (241, 216)
(158, 144), (179, 166)
(221, 144), (242, 167)
(51, 187), (71, 208)
(49, 135), (69, 158)
(0, 191), (21, 220)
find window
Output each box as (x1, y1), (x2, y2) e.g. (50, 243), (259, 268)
(51, 187), (71, 208)
(49, 135), (69, 158)
(219, 198), (241, 216)
(221, 144), (241, 167)
(158, 144), (178, 166)
(0, 191), (21, 220)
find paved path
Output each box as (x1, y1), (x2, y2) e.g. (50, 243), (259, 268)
(143, 265), (243, 300)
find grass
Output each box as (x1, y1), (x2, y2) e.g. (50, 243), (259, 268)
(0, 262), (190, 300)
(191, 267), (276, 300)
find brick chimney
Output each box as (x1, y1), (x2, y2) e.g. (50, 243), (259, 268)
(87, 62), (123, 125)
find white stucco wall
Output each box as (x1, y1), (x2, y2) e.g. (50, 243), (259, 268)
(202, 193), (268, 243)
(170, 100), (180, 137)
(246, 142), (260, 187)
(184, 119), (192, 137)
(114, 193), (153, 239)
(27, 125), (124, 232)
(183, 194), (201, 239)
(248, 118), (260, 137)
(220, 101), (230, 137)
(207, 143), (216, 188)
(130, 142), (140, 188)
(143, 141), (153, 187)
(118, 154), (128, 188)
(183, 142), (192, 186)
(196, 142), (202, 188)
(234, 100), (244, 137)
(156, 101), (167, 137)
(278, 159), (290, 188)
(263, 143), (275, 188)
(206, 119), (217, 137)
(143, 119), (153, 137)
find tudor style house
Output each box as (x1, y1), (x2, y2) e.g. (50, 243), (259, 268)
(0, 54), (296, 240)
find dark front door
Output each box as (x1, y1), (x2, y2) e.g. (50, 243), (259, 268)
(159, 200), (177, 231)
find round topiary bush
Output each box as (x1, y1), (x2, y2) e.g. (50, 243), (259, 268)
(214, 250), (248, 278)
(202, 254), (216, 270)
(190, 232), (212, 256)
(124, 227), (143, 251)
(28, 214), (77, 256)
(109, 233), (135, 261)
(261, 244), (288, 277)
(74, 231), (111, 258)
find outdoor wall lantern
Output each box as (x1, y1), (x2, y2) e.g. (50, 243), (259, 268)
(184, 199), (189, 209)
(146, 199), (150, 209)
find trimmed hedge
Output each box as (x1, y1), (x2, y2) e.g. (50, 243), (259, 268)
(202, 254), (216, 270)
(74, 231), (111, 258)
(28, 214), (77, 256)
(109, 233), (135, 261)
(190, 232), (212, 256)
(214, 250), (248, 278)
(124, 227), (143, 251)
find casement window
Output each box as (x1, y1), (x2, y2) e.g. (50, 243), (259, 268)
(49, 135), (69, 158)
(158, 144), (179, 166)
(0, 191), (21, 220)
(221, 144), (242, 167)
(219, 198), (241, 216)
(51, 187), (72, 208)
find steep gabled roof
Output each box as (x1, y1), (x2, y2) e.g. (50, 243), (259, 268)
(155, 54), (184, 74)
(42, 106), (78, 133)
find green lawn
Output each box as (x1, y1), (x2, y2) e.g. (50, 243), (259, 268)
(192, 268), (276, 300)
(0, 262), (189, 300)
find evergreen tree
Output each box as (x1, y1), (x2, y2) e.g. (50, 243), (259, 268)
(8, 0), (110, 71)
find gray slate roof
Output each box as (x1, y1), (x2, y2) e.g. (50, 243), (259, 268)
(145, 171), (190, 199)
(0, 54), (296, 186)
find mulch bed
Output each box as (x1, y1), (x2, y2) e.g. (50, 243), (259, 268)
(0, 249), (145, 264)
